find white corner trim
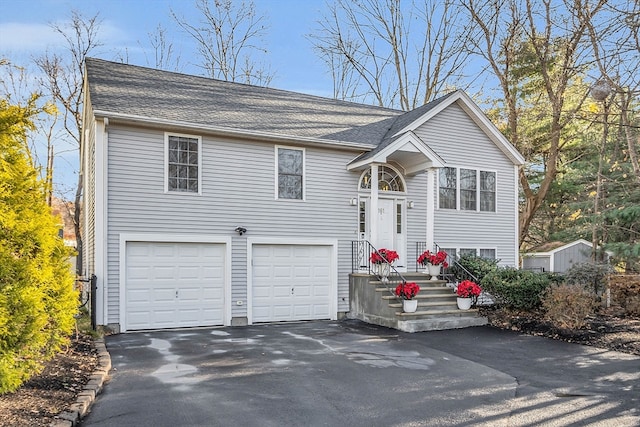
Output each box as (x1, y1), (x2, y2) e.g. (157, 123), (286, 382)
(118, 233), (233, 332)
(245, 237), (339, 325)
(95, 118), (108, 326)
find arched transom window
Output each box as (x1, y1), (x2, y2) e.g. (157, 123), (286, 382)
(359, 165), (405, 192)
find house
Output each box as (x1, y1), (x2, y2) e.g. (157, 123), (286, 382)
(81, 58), (525, 333)
(521, 239), (610, 273)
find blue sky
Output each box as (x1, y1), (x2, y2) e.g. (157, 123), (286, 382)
(0, 0), (332, 95)
(0, 0), (335, 194)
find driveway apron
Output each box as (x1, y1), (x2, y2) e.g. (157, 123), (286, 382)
(81, 321), (639, 427)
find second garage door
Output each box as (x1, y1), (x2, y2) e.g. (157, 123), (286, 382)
(252, 244), (333, 323)
(125, 241), (226, 331)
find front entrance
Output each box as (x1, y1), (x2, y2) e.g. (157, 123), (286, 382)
(357, 164), (408, 269)
(359, 197), (406, 268)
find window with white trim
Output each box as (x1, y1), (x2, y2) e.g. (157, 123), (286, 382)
(277, 147), (304, 200)
(438, 167), (496, 212)
(479, 248), (497, 259)
(359, 165), (405, 192)
(452, 248), (497, 259)
(166, 134), (200, 193)
(438, 167), (456, 209)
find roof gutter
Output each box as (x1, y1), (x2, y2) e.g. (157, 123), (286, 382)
(93, 109), (376, 152)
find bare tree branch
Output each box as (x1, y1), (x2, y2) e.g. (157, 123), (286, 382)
(172, 0), (274, 85)
(309, 0), (471, 110)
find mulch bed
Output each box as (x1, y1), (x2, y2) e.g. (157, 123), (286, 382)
(482, 307), (640, 356)
(0, 334), (99, 427)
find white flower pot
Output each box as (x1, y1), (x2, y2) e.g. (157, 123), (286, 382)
(457, 297), (472, 310)
(403, 299), (418, 313)
(427, 263), (441, 280)
(373, 262), (391, 283)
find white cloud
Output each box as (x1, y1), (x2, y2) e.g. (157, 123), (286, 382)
(0, 22), (64, 51)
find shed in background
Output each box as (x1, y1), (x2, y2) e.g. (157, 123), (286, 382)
(521, 239), (609, 273)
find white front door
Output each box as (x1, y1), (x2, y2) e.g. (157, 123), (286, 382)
(361, 197), (406, 268)
(377, 199), (395, 250)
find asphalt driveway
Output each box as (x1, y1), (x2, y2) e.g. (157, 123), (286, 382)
(82, 321), (639, 427)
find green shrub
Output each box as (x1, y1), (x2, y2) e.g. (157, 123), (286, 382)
(542, 284), (598, 329)
(564, 262), (612, 296)
(0, 98), (78, 393)
(481, 268), (556, 310)
(450, 254), (500, 283)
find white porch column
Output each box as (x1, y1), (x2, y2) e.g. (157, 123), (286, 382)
(426, 168), (436, 251)
(370, 164), (379, 247)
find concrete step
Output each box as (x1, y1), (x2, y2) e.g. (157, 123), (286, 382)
(381, 293), (454, 301)
(394, 315), (488, 333)
(370, 276), (449, 286)
(389, 301), (458, 311)
(376, 283), (455, 297)
(395, 308), (480, 317)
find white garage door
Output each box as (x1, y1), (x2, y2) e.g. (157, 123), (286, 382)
(252, 244), (332, 323)
(125, 242), (226, 331)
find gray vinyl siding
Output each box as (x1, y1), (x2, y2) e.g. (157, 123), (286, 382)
(414, 103), (518, 266)
(105, 125), (365, 323)
(522, 256), (551, 272)
(554, 243), (592, 272)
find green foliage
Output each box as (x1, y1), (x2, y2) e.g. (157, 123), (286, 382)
(450, 254), (500, 283)
(0, 97), (77, 394)
(564, 262), (612, 296)
(481, 268), (559, 310)
(542, 284), (598, 329)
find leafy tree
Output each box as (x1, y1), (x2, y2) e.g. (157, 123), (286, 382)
(0, 96), (77, 393)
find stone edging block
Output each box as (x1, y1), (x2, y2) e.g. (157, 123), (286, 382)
(50, 337), (111, 427)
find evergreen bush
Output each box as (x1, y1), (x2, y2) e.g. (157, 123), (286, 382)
(450, 254), (500, 283)
(481, 268), (558, 310)
(0, 98), (77, 393)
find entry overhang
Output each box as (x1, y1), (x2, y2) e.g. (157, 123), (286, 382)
(347, 131), (444, 175)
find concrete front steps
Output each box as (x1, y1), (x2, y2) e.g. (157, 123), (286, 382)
(349, 272), (487, 333)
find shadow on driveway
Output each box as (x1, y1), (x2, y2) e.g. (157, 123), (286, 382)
(82, 320), (639, 427)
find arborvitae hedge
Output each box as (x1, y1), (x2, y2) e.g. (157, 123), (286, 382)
(0, 98), (77, 393)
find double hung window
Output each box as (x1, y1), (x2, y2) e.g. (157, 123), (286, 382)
(438, 167), (496, 212)
(277, 147), (304, 200)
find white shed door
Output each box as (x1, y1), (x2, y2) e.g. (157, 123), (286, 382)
(125, 242), (226, 331)
(252, 244), (332, 323)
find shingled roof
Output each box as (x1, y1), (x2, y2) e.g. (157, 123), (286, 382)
(85, 58), (410, 146)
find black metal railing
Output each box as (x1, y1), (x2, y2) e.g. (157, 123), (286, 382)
(351, 240), (408, 300)
(415, 242), (494, 305)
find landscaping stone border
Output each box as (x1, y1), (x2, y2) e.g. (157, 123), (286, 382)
(50, 338), (111, 427)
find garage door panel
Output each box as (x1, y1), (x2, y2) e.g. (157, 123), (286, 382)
(252, 244), (332, 323)
(125, 242), (226, 331)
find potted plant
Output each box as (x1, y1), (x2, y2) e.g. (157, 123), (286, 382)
(395, 282), (421, 312)
(455, 280), (482, 310)
(417, 250), (448, 280)
(370, 248), (399, 282)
